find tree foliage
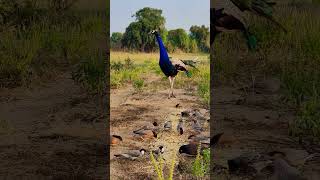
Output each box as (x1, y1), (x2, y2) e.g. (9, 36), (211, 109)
(190, 25), (210, 52)
(167, 28), (189, 52)
(122, 7), (166, 52)
(112, 7), (209, 53)
(110, 32), (123, 50)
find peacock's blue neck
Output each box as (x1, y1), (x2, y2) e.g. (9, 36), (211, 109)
(155, 34), (170, 63)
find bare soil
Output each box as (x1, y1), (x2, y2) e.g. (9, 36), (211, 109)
(110, 75), (210, 179)
(0, 72), (107, 179)
(212, 81), (320, 179)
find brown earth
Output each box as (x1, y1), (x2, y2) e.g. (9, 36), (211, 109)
(212, 80), (320, 180)
(110, 75), (210, 180)
(0, 72), (107, 179)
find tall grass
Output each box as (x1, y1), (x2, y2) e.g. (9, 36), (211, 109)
(0, 1), (106, 94)
(150, 151), (176, 180)
(192, 145), (210, 177)
(213, 1), (320, 138)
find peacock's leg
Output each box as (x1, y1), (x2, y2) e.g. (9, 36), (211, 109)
(171, 77), (176, 98)
(168, 76), (172, 98)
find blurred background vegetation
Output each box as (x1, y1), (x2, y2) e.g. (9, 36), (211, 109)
(213, 0), (320, 139)
(0, 0), (107, 94)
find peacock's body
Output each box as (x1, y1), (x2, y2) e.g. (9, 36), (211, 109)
(151, 30), (194, 98)
(155, 32), (178, 77)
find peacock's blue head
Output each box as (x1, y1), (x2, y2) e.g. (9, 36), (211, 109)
(149, 30), (159, 36)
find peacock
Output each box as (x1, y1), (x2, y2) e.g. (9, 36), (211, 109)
(150, 30), (195, 98)
(229, 0), (287, 33)
(212, 8), (257, 50)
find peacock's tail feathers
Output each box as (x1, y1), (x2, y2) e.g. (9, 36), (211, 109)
(185, 71), (192, 78)
(243, 30), (257, 50)
(247, 35), (257, 50)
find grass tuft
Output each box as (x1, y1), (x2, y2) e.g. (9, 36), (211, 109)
(150, 151), (176, 180)
(191, 145), (210, 177)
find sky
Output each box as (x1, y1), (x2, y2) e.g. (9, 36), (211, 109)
(110, 0), (209, 34)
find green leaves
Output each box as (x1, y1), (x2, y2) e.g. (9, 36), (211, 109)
(190, 25), (210, 53)
(122, 7), (166, 52)
(167, 29), (190, 52)
(192, 145), (210, 177)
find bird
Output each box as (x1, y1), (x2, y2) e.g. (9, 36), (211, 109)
(110, 135), (123, 146)
(132, 129), (157, 141)
(152, 145), (165, 156)
(229, 0), (287, 33)
(191, 119), (204, 134)
(188, 133), (224, 147)
(114, 148), (146, 160)
(188, 134), (210, 145)
(164, 120), (172, 131)
(179, 143), (206, 156)
(212, 7), (257, 50)
(177, 118), (184, 135)
(192, 110), (207, 121)
(150, 30), (196, 98)
(181, 109), (192, 117)
(133, 121), (159, 134)
(210, 132), (224, 148)
(179, 133), (224, 156)
(268, 151), (306, 180)
(152, 145), (165, 160)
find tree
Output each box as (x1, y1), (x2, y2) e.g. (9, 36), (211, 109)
(190, 25), (210, 52)
(189, 38), (198, 53)
(110, 32), (123, 50)
(167, 28), (190, 52)
(122, 22), (143, 51)
(121, 7), (166, 52)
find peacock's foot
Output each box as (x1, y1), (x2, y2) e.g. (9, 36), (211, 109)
(168, 93), (176, 99)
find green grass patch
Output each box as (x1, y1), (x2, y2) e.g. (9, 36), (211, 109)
(191, 146), (210, 177)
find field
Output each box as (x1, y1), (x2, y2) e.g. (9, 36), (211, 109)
(110, 51), (210, 179)
(0, 0), (108, 178)
(211, 0), (320, 179)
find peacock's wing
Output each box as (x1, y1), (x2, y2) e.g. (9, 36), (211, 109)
(171, 59), (188, 70)
(172, 59), (194, 77)
(252, 0), (274, 17)
(180, 60), (197, 68)
(229, 0), (252, 11)
(251, 0), (287, 32)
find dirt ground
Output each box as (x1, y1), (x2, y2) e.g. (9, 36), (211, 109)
(0, 72), (107, 179)
(212, 79), (320, 179)
(110, 74), (210, 179)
